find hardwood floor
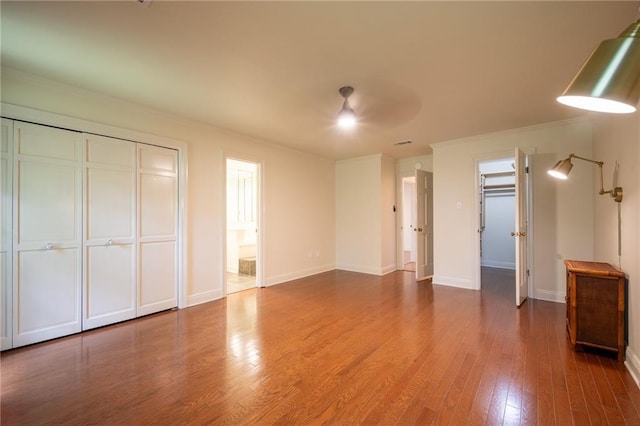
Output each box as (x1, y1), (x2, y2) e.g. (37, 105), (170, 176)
(2, 268), (640, 425)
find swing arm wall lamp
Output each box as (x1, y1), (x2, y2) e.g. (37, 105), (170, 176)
(548, 154), (623, 202)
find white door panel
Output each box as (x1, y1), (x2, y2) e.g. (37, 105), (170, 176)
(86, 134), (135, 167)
(139, 174), (177, 238)
(84, 244), (136, 329)
(138, 145), (177, 316)
(1, 119), (13, 350)
(1, 252), (10, 349)
(13, 122), (82, 348)
(138, 241), (177, 316)
(415, 170), (434, 280)
(86, 168), (135, 240)
(515, 147), (528, 307)
(16, 122), (78, 161)
(83, 134), (136, 330)
(18, 160), (79, 245)
(139, 147), (177, 173)
(14, 248), (81, 346)
(1, 157), (10, 252)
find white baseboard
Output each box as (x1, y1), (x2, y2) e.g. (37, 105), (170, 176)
(335, 263), (391, 276)
(187, 289), (223, 307)
(481, 260), (515, 270)
(265, 264), (335, 287)
(625, 347), (640, 389)
(432, 275), (475, 290)
(380, 263), (397, 275)
(533, 289), (564, 303)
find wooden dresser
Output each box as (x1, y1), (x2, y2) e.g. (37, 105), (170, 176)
(565, 260), (626, 360)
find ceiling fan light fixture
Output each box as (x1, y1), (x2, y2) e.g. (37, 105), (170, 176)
(337, 86), (357, 129)
(557, 18), (640, 113)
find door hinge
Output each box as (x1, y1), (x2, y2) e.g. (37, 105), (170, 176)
(527, 269), (530, 277)
(525, 166), (529, 173)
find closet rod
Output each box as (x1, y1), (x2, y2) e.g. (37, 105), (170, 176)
(481, 171), (515, 178)
(483, 183), (515, 190)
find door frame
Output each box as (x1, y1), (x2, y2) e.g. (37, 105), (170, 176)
(223, 153), (264, 295)
(472, 149), (534, 296)
(415, 169), (434, 280)
(1, 103), (189, 309)
(396, 161), (430, 271)
(399, 176), (417, 270)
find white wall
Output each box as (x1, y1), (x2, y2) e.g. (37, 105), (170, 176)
(1, 68), (336, 305)
(381, 155), (397, 273)
(398, 155), (433, 177)
(592, 113), (640, 387)
(335, 154), (396, 275)
(432, 119), (595, 301)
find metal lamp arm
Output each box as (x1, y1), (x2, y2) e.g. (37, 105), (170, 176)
(567, 154), (623, 202)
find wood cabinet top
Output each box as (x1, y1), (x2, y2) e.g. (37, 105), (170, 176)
(565, 260), (625, 278)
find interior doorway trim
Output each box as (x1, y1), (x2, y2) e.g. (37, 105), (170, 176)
(223, 153), (264, 295)
(472, 148), (535, 295)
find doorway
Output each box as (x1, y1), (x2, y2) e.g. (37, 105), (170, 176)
(226, 158), (260, 294)
(400, 170), (433, 280)
(479, 158), (516, 270)
(401, 176), (417, 272)
(476, 149), (530, 306)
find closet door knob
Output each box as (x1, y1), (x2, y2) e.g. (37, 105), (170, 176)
(106, 239), (114, 246)
(44, 242), (54, 250)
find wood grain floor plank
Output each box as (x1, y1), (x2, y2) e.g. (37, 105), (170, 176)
(2, 268), (640, 425)
(587, 353), (626, 425)
(575, 351), (610, 424)
(600, 357), (640, 425)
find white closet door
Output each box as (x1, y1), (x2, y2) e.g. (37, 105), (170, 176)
(1, 119), (13, 350)
(137, 145), (178, 316)
(13, 122), (82, 347)
(83, 134), (136, 330)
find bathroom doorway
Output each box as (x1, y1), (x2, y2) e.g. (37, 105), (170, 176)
(226, 158), (261, 294)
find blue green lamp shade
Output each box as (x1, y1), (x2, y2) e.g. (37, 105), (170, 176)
(557, 19), (640, 113)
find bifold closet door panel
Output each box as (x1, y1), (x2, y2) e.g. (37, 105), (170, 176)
(137, 145), (178, 317)
(83, 134), (136, 330)
(13, 122), (82, 347)
(1, 119), (13, 350)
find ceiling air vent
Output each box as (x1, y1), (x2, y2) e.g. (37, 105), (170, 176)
(394, 140), (412, 146)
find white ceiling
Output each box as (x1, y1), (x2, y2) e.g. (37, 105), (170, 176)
(1, 1), (637, 160)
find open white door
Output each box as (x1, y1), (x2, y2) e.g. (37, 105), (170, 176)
(415, 169), (433, 281)
(514, 147), (528, 306)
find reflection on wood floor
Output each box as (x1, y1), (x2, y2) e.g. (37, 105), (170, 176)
(481, 266), (516, 302)
(227, 271), (256, 294)
(2, 268), (639, 424)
